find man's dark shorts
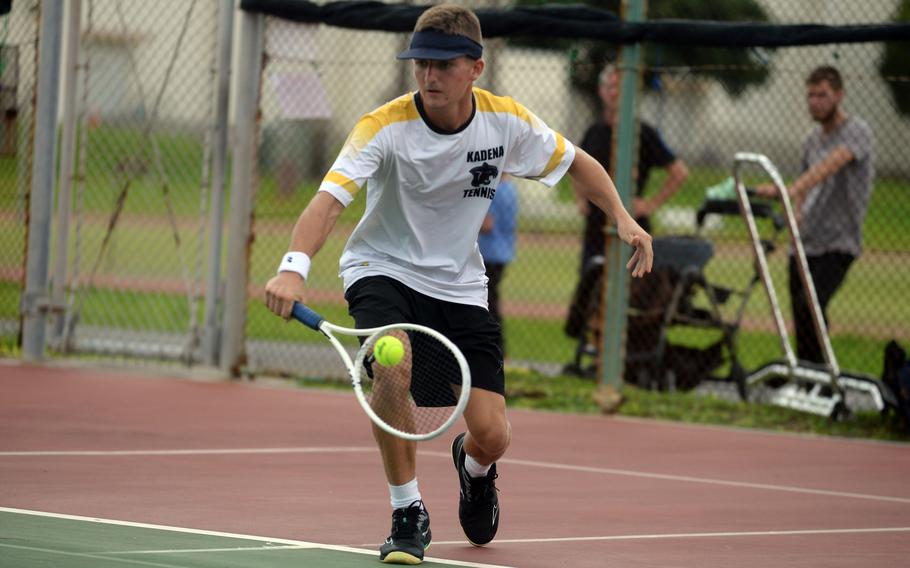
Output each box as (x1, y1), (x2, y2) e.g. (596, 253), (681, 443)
(344, 275), (505, 395)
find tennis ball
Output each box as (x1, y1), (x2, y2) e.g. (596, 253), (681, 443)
(374, 335), (405, 367)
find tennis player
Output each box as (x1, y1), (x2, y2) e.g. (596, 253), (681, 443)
(265, 4), (652, 564)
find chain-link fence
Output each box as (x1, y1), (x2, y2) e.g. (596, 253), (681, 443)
(1, 0), (226, 363)
(61, 0), (225, 364)
(619, 1), (910, 394)
(246, 0), (909, 391)
(67, 0), (223, 364)
(5, 1), (907, 393)
(0, 0), (39, 350)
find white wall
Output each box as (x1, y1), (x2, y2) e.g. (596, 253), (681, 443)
(58, 0), (219, 128)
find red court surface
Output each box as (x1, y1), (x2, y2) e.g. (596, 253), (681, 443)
(2, 361), (909, 567)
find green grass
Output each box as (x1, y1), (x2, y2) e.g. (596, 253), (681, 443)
(0, 333), (19, 358)
(0, 126), (211, 217)
(2, 125), (907, 245)
(246, 222), (910, 339)
(500, 367), (909, 441)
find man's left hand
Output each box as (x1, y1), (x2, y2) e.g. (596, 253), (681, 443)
(617, 215), (653, 278)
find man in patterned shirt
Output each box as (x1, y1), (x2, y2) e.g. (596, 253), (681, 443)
(757, 65), (874, 365)
(265, 4), (652, 564)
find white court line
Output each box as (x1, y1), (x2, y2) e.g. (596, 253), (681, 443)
(0, 543), (203, 568)
(0, 507), (513, 568)
(427, 526), (910, 546)
(101, 545), (309, 555)
(4, 446), (909, 505)
(419, 451), (910, 505)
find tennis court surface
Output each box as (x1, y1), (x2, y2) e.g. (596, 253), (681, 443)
(2, 362), (909, 567)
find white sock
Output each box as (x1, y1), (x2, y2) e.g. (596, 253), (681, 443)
(389, 478), (422, 510)
(464, 454), (492, 478)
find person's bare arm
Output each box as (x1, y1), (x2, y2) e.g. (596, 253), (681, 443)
(756, 146), (853, 199)
(572, 181), (590, 216)
(568, 147), (653, 277)
(788, 146), (853, 199)
(265, 192), (345, 319)
(480, 213), (494, 234)
(635, 158), (689, 217)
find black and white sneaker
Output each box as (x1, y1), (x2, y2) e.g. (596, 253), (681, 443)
(379, 500), (431, 565)
(451, 432), (500, 546)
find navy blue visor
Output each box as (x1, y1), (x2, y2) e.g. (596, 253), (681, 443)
(397, 29), (483, 61)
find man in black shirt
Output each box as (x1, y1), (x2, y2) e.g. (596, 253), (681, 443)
(575, 65), (689, 270)
(566, 65), (688, 343)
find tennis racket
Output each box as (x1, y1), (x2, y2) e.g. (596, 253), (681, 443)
(291, 302), (471, 442)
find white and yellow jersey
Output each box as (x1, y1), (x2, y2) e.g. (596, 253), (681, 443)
(318, 87), (575, 308)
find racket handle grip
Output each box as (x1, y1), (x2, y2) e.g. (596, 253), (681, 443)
(291, 302), (324, 331)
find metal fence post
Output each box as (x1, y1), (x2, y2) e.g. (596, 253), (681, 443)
(599, 0), (645, 407)
(50, 0), (81, 343)
(220, 9), (264, 375)
(22, 0), (64, 361)
(202, 0), (236, 367)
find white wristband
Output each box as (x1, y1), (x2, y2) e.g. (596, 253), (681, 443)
(277, 251), (311, 280)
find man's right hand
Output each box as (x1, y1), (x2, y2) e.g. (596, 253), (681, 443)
(754, 183), (780, 198)
(265, 272), (306, 320)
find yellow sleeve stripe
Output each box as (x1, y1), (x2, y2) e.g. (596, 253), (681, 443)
(323, 171), (359, 196)
(346, 94), (419, 154)
(540, 132), (568, 178)
(473, 88), (533, 125)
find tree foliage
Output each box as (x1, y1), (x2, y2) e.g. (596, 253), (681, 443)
(879, 0), (910, 116)
(511, 0), (772, 106)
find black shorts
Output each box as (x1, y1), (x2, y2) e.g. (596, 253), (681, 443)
(344, 275), (505, 395)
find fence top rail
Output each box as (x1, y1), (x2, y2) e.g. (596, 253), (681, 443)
(240, 0), (910, 46)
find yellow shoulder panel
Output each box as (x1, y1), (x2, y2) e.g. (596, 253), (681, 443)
(347, 94), (419, 151)
(473, 88), (533, 126)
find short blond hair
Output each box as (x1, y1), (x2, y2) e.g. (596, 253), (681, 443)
(415, 3), (483, 46)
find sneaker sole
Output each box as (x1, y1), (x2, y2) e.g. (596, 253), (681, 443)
(381, 551), (423, 565)
(380, 541), (430, 565)
(465, 533), (488, 547)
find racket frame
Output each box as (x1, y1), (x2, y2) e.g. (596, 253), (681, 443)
(292, 303), (471, 441)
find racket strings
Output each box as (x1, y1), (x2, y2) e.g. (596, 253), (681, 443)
(362, 330), (464, 437)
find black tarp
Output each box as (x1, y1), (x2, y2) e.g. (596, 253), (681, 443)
(240, 0), (910, 46)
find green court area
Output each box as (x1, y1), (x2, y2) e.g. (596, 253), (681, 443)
(0, 508), (502, 568)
